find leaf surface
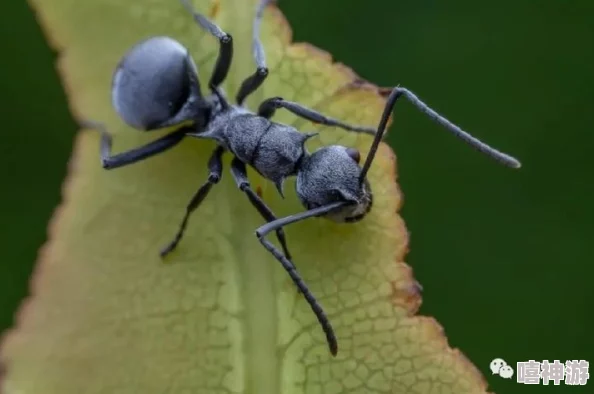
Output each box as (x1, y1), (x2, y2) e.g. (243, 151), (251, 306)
(1, 0), (489, 393)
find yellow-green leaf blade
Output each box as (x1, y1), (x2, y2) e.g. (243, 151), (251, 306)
(1, 0), (489, 393)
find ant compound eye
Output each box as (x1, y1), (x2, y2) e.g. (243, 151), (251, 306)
(112, 36), (198, 130)
(345, 147), (361, 164)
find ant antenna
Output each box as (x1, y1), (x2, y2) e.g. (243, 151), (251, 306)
(359, 87), (521, 184)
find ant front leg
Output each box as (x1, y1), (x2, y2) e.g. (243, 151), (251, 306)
(181, 0), (232, 107)
(235, 0), (273, 105)
(160, 146), (225, 257)
(258, 97), (377, 135)
(229, 158), (292, 260)
(83, 121), (188, 170)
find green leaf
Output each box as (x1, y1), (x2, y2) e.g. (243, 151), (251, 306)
(1, 0), (490, 392)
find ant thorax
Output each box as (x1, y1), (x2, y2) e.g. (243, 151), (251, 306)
(296, 145), (373, 223)
(190, 105), (313, 196)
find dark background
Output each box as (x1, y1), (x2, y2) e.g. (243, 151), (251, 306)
(1, 1), (592, 393)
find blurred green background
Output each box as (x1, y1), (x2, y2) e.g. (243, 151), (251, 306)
(1, 0), (592, 393)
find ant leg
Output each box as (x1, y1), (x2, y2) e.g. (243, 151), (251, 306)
(235, 0), (272, 105)
(83, 121), (189, 170)
(160, 146), (225, 257)
(255, 201), (348, 356)
(180, 0), (232, 100)
(258, 97), (377, 135)
(229, 157), (292, 260)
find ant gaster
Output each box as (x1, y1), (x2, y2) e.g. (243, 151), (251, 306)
(86, 0), (521, 356)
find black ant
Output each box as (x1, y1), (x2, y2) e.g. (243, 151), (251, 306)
(85, 0), (521, 356)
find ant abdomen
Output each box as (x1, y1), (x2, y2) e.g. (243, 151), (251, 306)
(111, 36), (203, 131)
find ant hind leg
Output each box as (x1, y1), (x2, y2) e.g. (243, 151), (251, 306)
(83, 121), (188, 170)
(235, 0), (273, 105)
(180, 0), (232, 106)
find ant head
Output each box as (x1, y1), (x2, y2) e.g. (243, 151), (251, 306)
(296, 145), (373, 223)
(111, 36), (208, 131)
